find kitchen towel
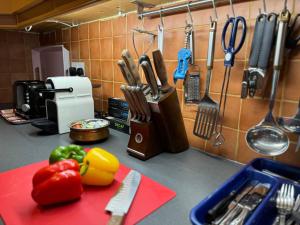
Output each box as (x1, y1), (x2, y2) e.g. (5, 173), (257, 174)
(0, 160), (176, 225)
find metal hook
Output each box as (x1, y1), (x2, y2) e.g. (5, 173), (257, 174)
(159, 7), (164, 27)
(211, 0), (218, 21)
(229, 0), (236, 17)
(186, 1), (194, 25)
(283, 0), (288, 12)
(259, 0), (267, 14)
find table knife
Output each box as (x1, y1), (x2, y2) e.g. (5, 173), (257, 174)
(152, 49), (172, 93)
(106, 170), (141, 225)
(121, 50), (142, 86)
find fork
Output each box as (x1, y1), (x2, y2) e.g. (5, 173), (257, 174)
(286, 194), (300, 225)
(276, 184), (295, 225)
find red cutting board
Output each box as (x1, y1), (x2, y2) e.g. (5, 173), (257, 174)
(0, 161), (176, 225)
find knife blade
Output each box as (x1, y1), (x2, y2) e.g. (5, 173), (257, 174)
(106, 170), (141, 225)
(140, 60), (159, 101)
(117, 60), (137, 86)
(121, 50), (142, 87)
(120, 85), (137, 121)
(152, 49), (172, 93)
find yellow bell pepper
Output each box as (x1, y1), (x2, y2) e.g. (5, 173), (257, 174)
(80, 147), (119, 186)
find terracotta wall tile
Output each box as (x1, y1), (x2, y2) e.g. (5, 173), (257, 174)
(194, 26), (210, 60)
(101, 81), (113, 100)
(112, 17), (126, 36)
(80, 40), (89, 59)
(103, 100), (108, 112)
(10, 59), (26, 73)
(113, 36), (126, 60)
(205, 127), (238, 161)
(89, 39), (100, 59)
(163, 30), (186, 60)
(6, 31), (23, 44)
(210, 60), (245, 95)
(55, 30), (62, 44)
(79, 24), (89, 40)
(89, 21), (100, 39)
(164, 61), (183, 89)
(94, 97), (102, 112)
(90, 60), (101, 80)
(91, 80), (101, 98)
(283, 61), (300, 101)
(100, 20), (112, 38)
(71, 42), (80, 60)
(100, 38), (112, 59)
(126, 34), (143, 60)
(163, 13), (186, 30)
(183, 118), (206, 150)
(239, 98), (280, 131)
(113, 61), (125, 83)
(0, 74), (11, 88)
(0, 42), (9, 60)
(127, 13), (139, 34)
(113, 83), (124, 99)
(182, 104), (198, 120)
(0, 89), (12, 103)
(62, 29), (71, 43)
(276, 143), (300, 167)
(101, 60), (113, 81)
(71, 27), (79, 42)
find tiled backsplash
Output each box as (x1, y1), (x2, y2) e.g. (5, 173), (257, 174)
(39, 0), (300, 166)
(0, 30), (39, 104)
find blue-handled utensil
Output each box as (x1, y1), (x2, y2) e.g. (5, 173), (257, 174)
(213, 6), (247, 146)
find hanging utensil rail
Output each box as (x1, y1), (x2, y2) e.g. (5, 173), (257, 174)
(138, 0), (246, 19)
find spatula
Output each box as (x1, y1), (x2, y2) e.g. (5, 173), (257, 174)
(193, 20), (218, 140)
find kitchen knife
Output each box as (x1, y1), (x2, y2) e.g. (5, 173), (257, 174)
(106, 170), (141, 225)
(120, 85), (137, 120)
(127, 86), (144, 121)
(140, 60), (159, 101)
(121, 50), (142, 87)
(131, 86), (148, 122)
(152, 49), (172, 93)
(117, 60), (137, 86)
(212, 180), (259, 225)
(134, 86), (151, 122)
(207, 178), (251, 223)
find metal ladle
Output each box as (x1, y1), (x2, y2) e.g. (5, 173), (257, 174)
(277, 99), (300, 152)
(246, 9), (290, 156)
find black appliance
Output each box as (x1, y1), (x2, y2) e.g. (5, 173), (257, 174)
(13, 80), (47, 119)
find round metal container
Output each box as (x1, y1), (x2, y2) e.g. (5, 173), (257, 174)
(69, 119), (110, 142)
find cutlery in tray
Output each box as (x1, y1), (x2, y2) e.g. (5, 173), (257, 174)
(190, 158), (300, 225)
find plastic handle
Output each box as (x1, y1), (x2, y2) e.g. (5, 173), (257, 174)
(258, 13), (277, 69)
(248, 14), (266, 67)
(222, 16), (247, 66)
(206, 191), (236, 222)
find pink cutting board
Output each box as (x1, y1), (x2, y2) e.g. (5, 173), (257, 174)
(0, 161), (176, 225)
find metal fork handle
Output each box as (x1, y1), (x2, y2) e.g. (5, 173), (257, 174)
(229, 207), (251, 225)
(279, 214), (286, 225)
(218, 205), (243, 225)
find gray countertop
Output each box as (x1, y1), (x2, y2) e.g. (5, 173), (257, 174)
(0, 119), (242, 225)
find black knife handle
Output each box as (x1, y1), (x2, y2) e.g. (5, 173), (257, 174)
(249, 14), (266, 67)
(241, 70), (249, 99)
(206, 191), (236, 223)
(258, 13), (277, 69)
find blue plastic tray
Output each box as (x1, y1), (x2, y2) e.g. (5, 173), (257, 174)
(190, 158), (300, 225)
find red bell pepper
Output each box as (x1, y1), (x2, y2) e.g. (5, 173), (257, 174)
(31, 159), (83, 206)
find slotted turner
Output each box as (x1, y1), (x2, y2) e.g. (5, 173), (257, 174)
(193, 20), (218, 139)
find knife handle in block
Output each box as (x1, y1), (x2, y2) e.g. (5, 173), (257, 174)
(122, 50), (142, 86)
(107, 214), (124, 225)
(152, 49), (172, 93)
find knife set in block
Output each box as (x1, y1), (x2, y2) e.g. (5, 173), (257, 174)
(118, 49), (189, 160)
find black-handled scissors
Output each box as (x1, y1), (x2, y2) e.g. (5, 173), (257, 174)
(222, 16), (247, 66)
(286, 13), (300, 49)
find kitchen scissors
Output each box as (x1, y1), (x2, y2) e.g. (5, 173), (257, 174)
(213, 12), (247, 146)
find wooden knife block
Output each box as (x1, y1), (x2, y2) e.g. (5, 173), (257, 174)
(148, 87), (189, 153)
(127, 120), (163, 160)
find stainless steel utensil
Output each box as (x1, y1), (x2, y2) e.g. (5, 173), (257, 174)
(262, 169), (300, 184)
(229, 184), (270, 225)
(193, 20), (218, 140)
(106, 170), (141, 225)
(286, 194), (300, 225)
(246, 9), (290, 156)
(277, 99), (300, 133)
(276, 184), (295, 225)
(133, 86), (151, 122)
